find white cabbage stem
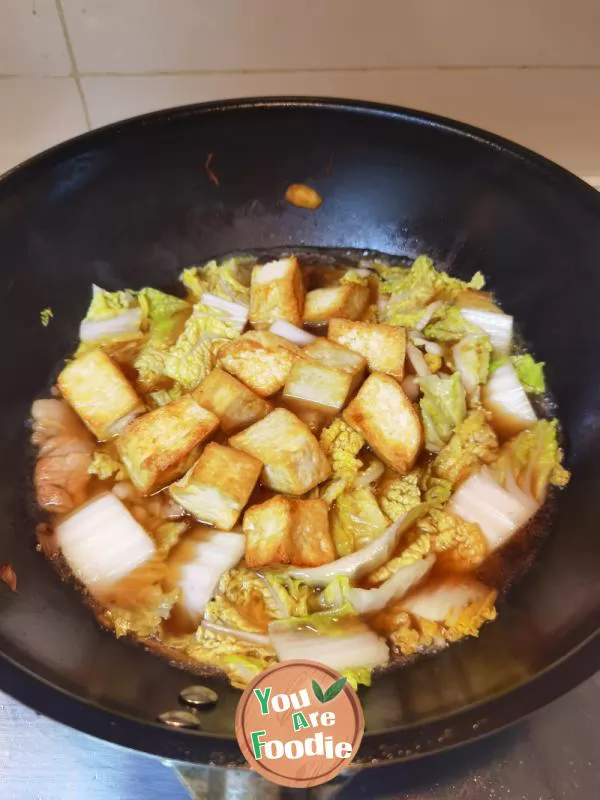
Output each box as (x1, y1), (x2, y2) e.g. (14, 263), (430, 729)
(56, 493), (156, 596)
(414, 301), (443, 331)
(107, 409), (142, 437)
(79, 308), (142, 342)
(260, 573), (294, 618)
(483, 362), (537, 437)
(347, 555), (436, 614)
(448, 467), (538, 551)
(353, 459), (385, 488)
(406, 342), (430, 377)
(198, 292), (249, 333)
(170, 530), (245, 621)
(269, 320), (316, 346)
(199, 292), (249, 317)
(201, 621), (270, 647)
(401, 576), (492, 621)
(424, 340), (443, 356)
(452, 333), (487, 394)
(460, 308), (513, 354)
(503, 469), (540, 515)
(409, 331), (443, 356)
(288, 506), (426, 586)
(409, 332), (427, 347)
(269, 625), (389, 671)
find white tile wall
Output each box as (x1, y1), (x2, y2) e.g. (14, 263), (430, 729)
(61, 0), (600, 73)
(0, 79), (87, 171)
(82, 69), (600, 177)
(0, 0), (70, 75)
(1, 0), (600, 180)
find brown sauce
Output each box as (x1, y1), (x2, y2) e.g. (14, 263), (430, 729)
(31, 250), (561, 681)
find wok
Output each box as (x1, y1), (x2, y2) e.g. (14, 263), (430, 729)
(0, 98), (599, 767)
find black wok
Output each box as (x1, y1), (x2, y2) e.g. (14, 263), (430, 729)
(0, 98), (599, 767)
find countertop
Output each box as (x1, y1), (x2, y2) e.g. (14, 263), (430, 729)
(0, 672), (598, 799)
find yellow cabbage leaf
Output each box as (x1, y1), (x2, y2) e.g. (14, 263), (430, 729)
(330, 486), (390, 557)
(489, 419), (570, 504)
(85, 285), (138, 321)
(434, 409), (499, 486)
(179, 257), (253, 303)
(378, 472), (422, 520)
(88, 450), (126, 481)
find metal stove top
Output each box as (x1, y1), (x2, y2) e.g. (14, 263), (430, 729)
(0, 672), (598, 799)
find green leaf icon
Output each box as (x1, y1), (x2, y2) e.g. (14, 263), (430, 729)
(312, 677), (347, 703)
(312, 679), (325, 703)
(323, 677), (347, 702)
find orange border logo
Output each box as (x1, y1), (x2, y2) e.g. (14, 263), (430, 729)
(235, 660), (364, 788)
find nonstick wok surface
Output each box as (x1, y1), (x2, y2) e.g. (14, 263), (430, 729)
(0, 98), (599, 766)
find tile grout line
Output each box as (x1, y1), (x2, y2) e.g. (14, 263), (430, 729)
(4, 64), (600, 80)
(56, 64), (600, 78)
(0, 74), (73, 79)
(54, 0), (92, 129)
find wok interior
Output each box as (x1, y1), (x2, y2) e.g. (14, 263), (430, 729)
(0, 101), (599, 747)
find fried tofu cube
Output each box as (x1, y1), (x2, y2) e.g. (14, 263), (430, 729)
(218, 331), (300, 396)
(249, 257), (305, 328)
(304, 337), (366, 390)
(58, 349), (144, 441)
(290, 498), (335, 566)
(229, 408), (331, 495)
(303, 284), (370, 325)
(282, 359), (355, 412)
(328, 318), (407, 380)
(280, 398), (335, 435)
(243, 495), (293, 567)
(116, 395), (219, 494)
(192, 368), (272, 436)
(244, 330), (302, 354)
(344, 373), (423, 474)
(243, 496), (334, 568)
(169, 443), (262, 530)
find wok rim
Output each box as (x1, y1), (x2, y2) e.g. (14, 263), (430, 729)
(1, 95), (599, 765)
(0, 618), (597, 765)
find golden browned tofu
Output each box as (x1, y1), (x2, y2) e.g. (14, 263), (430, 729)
(280, 398), (335, 436)
(243, 496), (334, 568)
(243, 495), (293, 567)
(328, 318), (407, 380)
(249, 256), (305, 328)
(303, 338), (366, 390)
(192, 368), (272, 436)
(217, 331), (299, 396)
(303, 284), (369, 324)
(243, 330), (303, 354)
(282, 359), (354, 412)
(229, 408), (331, 495)
(343, 373), (423, 474)
(116, 395), (219, 494)
(58, 349), (144, 441)
(169, 443), (262, 530)
(290, 498), (335, 566)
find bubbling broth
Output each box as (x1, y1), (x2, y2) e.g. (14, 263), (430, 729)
(30, 251), (569, 690)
